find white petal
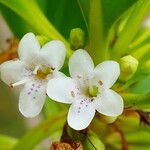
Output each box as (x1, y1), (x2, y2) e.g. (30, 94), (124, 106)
(69, 49), (94, 78)
(18, 32), (40, 66)
(0, 60), (26, 86)
(52, 71), (67, 78)
(46, 71), (66, 81)
(95, 89), (124, 117)
(94, 61), (120, 88)
(67, 98), (95, 130)
(19, 80), (46, 117)
(46, 77), (76, 104)
(40, 40), (66, 70)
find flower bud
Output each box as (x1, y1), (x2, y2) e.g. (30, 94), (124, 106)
(141, 60), (150, 74)
(119, 55), (138, 82)
(99, 114), (117, 124)
(36, 35), (50, 46)
(70, 28), (85, 50)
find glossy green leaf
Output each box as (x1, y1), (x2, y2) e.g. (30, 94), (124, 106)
(0, 4), (32, 38)
(0, 0), (72, 57)
(78, 0), (137, 35)
(112, 0), (150, 58)
(130, 75), (150, 94)
(44, 0), (87, 39)
(0, 134), (18, 150)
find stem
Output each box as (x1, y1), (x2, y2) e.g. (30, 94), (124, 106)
(111, 123), (128, 150)
(121, 92), (150, 108)
(88, 0), (106, 64)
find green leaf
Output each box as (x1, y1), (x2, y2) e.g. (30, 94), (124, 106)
(44, 0), (87, 39)
(0, 134), (18, 150)
(112, 0), (150, 58)
(130, 75), (150, 94)
(0, 4), (32, 38)
(78, 0), (137, 35)
(0, 0), (72, 57)
(102, 0), (137, 35)
(13, 112), (66, 150)
(84, 130), (105, 150)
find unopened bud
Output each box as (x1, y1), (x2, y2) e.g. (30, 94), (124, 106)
(119, 55), (138, 82)
(70, 28), (85, 50)
(141, 60), (150, 74)
(99, 114), (117, 124)
(36, 35), (50, 46)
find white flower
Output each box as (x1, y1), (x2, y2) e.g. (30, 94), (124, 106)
(0, 32), (66, 117)
(47, 50), (124, 130)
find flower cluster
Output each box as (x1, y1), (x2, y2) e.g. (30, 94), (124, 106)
(0, 33), (124, 130)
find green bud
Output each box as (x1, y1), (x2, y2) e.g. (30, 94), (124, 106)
(70, 28), (85, 50)
(99, 114), (117, 124)
(89, 85), (99, 97)
(36, 35), (50, 46)
(119, 55), (138, 82)
(84, 131), (105, 150)
(141, 60), (150, 74)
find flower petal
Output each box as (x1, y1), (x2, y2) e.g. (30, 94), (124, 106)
(19, 80), (46, 117)
(94, 61), (120, 88)
(0, 60), (26, 86)
(18, 32), (40, 66)
(40, 40), (66, 70)
(69, 49), (94, 78)
(46, 77), (76, 104)
(67, 98), (95, 130)
(95, 89), (124, 117)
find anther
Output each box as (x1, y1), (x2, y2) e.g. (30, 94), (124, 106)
(33, 66), (40, 74)
(99, 80), (103, 86)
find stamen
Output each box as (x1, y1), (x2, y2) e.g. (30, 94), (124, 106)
(99, 80), (103, 86)
(33, 66), (40, 74)
(10, 79), (30, 88)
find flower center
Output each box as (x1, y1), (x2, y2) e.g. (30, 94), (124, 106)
(88, 85), (99, 97)
(34, 65), (54, 79)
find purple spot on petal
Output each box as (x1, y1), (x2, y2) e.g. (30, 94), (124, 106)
(31, 88), (33, 91)
(28, 92), (31, 95)
(35, 90), (38, 92)
(33, 97), (36, 99)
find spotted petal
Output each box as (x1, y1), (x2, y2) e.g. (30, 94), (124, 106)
(67, 98), (95, 130)
(19, 80), (46, 117)
(18, 32), (40, 66)
(0, 60), (26, 86)
(69, 50), (94, 78)
(95, 89), (124, 117)
(40, 40), (66, 70)
(47, 77), (76, 104)
(94, 61), (120, 88)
